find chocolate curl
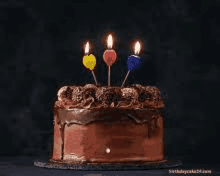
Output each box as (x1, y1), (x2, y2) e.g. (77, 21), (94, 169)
(116, 87), (139, 109)
(57, 86), (68, 101)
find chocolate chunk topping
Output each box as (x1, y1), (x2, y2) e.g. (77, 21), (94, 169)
(55, 84), (164, 110)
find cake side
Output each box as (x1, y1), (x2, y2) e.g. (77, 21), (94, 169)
(62, 110), (164, 164)
(51, 111), (62, 160)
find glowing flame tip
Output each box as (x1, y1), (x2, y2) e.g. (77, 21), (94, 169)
(85, 42), (89, 54)
(134, 41), (141, 55)
(107, 34), (113, 48)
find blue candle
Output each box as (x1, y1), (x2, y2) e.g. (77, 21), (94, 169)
(126, 55), (142, 71)
(121, 41), (143, 87)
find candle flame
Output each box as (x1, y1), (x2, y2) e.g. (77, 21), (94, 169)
(85, 42), (89, 55)
(107, 34), (113, 48)
(134, 41), (141, 55)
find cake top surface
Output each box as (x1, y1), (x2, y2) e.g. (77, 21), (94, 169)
(54, 84), (165, 110)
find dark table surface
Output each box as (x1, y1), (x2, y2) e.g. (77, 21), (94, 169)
(1, 156), (219, 176)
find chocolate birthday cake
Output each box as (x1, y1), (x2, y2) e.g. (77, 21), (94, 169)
(50, 84), (165, 165)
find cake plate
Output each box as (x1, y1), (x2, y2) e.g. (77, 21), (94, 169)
(34, 159), (182, 171)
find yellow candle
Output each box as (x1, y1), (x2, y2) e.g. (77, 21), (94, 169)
(82, 42), (98, 85)
(83, 54), (96, 71)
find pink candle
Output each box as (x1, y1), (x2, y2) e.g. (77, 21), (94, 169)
(103, 34), (117, 86)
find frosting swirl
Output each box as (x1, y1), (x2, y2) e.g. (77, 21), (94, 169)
(54, 84), (164, 110)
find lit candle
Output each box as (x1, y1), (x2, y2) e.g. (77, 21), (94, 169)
(82, 42), (98, 85)
(121, 41), (143, 87)
(103, 34), (117, 86)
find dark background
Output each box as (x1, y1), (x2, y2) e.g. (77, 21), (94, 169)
(1, 0), (220, 167)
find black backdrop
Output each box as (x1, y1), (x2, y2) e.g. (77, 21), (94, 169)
(1, 0), (220, 166)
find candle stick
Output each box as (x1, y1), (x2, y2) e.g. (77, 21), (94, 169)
(108, 65), (110, 86)
(121, 41), (143, 87)
(103, 34), (117, 86)
(91, 70), (98, 85)
(121, 70), (130, 87)
(83, 42), (98, 85)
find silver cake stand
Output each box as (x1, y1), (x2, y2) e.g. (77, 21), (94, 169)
(34, 159), (182, 171)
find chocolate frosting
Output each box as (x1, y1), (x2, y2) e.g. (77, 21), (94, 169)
(57, 108), (163, 126)
(54, 84), (165, 110)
